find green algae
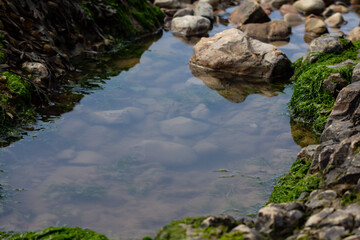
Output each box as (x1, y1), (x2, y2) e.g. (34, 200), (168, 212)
(268, 158), (321, 204)
(289, 40), (360, 134)
(155, 217), (206, 240)
(0, 226), (109, 240)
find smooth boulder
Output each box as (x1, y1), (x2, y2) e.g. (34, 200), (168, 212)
(325, 12), (345, 28)
(194, 1), (214, 20)
(229, 0), (270, 25)
(189, 28), (292, 79)
(305, 17), (328, 37)
(293, 0), (326, 14)
(171, 15), (211, 37)
(239, 20), (291, 41)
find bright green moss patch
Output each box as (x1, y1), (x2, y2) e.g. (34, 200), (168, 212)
(290, 40), (360, 134)
(342, 192), (360, 206)
(218, 232), (245, 240)
(268, 158), (321, 204)
(155, 217), (206, 240)
(0, 227), (109, 240)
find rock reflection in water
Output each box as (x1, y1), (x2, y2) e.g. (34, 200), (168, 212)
(190, 64), (289, 103)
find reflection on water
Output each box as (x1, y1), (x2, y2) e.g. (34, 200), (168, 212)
(0, 31), (299, 239)
(0, 8), (359, 240)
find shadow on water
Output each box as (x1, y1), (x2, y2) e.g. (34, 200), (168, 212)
(0, 32), (163, 148)
(189, 64), (291, 104)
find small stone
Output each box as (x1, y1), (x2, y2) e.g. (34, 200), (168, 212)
(325, 12), (345, 28)
(348, 27), (360, 41)
(239, 20), (291, 41)
(284, 13), (304, 26)
(329, 4), (350, 13)
(21, 62), (49, 80)
(305, 208), (335, 227)
(305, 17), (328, 37)
(173, 8), (194, 18)
(171, 15), (211, 37)
(194, 1), (214, 20)
(293, 0), (326, 14)
(229, 0), (270, 25)
(199, 0), (219, 9)
(200, 216), (238, 228)
(280, 4), (298, 15)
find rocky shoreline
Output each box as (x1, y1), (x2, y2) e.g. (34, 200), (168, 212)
(2, 0), (360, 239)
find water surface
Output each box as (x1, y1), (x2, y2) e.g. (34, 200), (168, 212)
(0, 7), (359, 240)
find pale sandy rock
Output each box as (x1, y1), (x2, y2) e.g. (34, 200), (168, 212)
(171, 15), (211, 37)
(325, 12), (345, 28)
(293, 0), (326, 14)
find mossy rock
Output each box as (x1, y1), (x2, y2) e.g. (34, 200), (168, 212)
(289, 40), (360, 134)
(0, 227), (109, 240)
(82, 0), (164, 40)
(267, 158), (321, 204)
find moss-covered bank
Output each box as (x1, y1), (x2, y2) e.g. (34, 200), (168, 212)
(0, 0), (163, 136)
(289, 40), (360, 134)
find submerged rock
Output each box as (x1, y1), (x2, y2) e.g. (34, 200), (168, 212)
(189, 28), (292, 79)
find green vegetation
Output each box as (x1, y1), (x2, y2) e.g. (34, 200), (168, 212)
(0, 71), (36, 128)
(0, 227), (109, 240)
(342, 192), (360, 206)
(268, 158), (321, 204)
(82, 0), (164, 40)
(289, 40), (360, 134)
(155, 217), (206, 240)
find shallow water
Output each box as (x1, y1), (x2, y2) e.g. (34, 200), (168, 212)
(0, 6), (359, 240)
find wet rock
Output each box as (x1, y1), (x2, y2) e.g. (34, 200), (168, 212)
(297, 144), (318, 160)
(194, 2), (214, 20)
(201, 216), (238, 228)
(239, 20), (291, 41)
(353, 63), (360, 83)
(261, 2), (272, 15)
(318, 226), (349, 240)
(22, 62), (49, 81)
(171, 15), (211, 37)
(328, 4), (350, 13)
(255, 203), (304, 237)
(232, 224), (265, 240)
(305, 17), (328, 37)
(173, 8), (194, 18)
(320, 209), (354, 229)
(321, 120), (357, 143)
(229, 0), (271, 25)
(200, 0), (219, 9)
(303, 34), (347, 62)
(189, 28), (292, 79)
(284, 13), (305, 26)
(280, 4), (299, 15)
(293, 0), (326, 14)
(154, 0), (181, 8)
(270, 0), (290, 9)
(305, 207), (335, 227)
(305, 190), (339, 210)
(325, 12), (345, 28)
(160, 116), (210, 137)
(310, 141), (338, 173)
(329, 81), (360, 121)
(348, 27), (360, 41)
(322, 73), (347, 96)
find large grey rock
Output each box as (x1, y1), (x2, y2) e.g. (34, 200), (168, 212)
(305, 17), (328, 37)
(317, 226), (349, 240)
(189, 28), (292, 79)
(229, 0), (270, 25)
(305, 190), (338, 210)
(239, 20), (291, 41)
(305, 208), (335, 227)
(320, 209), (354, 229)
(171, 15), (211, 37)
(194, 1), (214, 20)
(303, 34), (349, 62)
(293, 0), (326, 14)
(255, 203), (304, 237)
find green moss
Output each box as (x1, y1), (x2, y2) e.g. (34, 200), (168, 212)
(83, 0), (164, 40)
(342, 192), (360, 205)
(0, 226), (109, 239)
(218, 232), (245, 240)
(290, 40), (360, 134)
(155, 217), (205, 240)
(268, 158), (321, 204)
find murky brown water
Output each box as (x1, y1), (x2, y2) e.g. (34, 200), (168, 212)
(0, 6), (359, 240)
